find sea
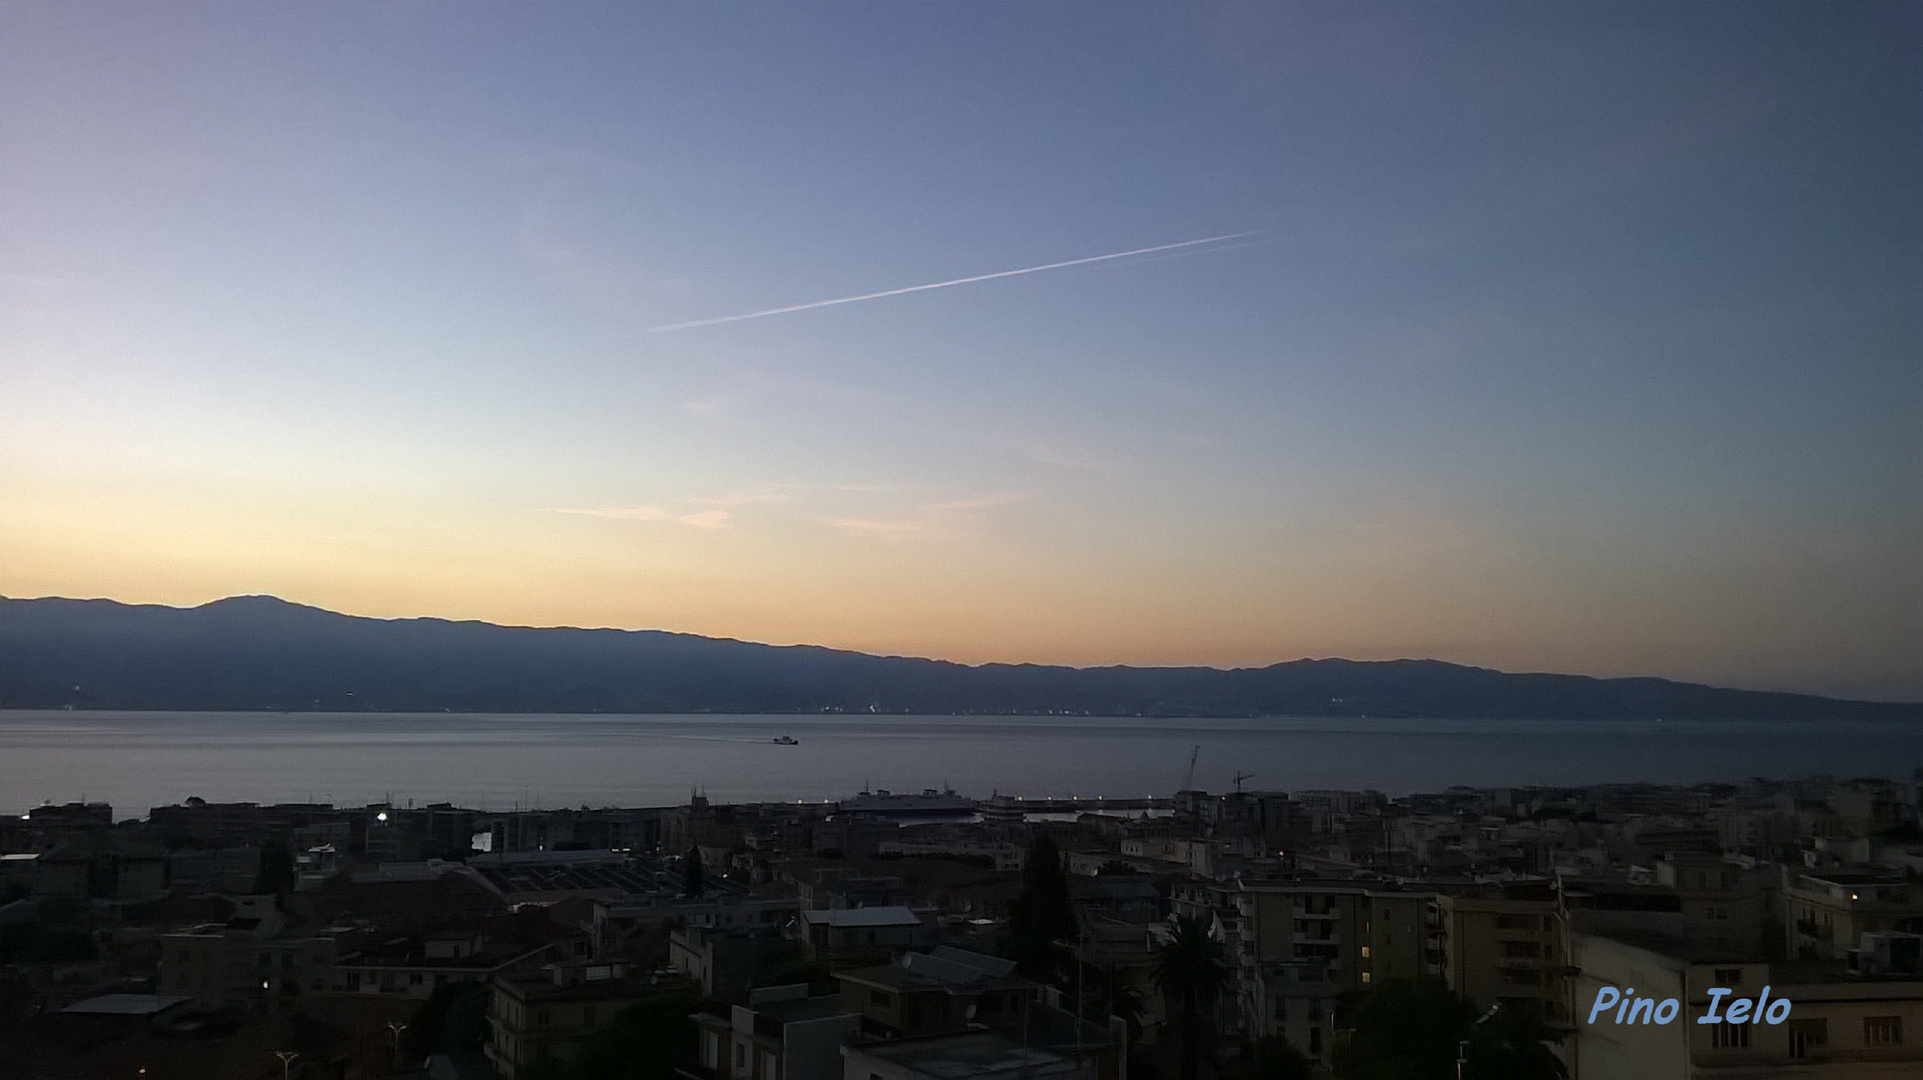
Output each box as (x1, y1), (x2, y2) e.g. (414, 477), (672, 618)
(0, 711), (1918, 818)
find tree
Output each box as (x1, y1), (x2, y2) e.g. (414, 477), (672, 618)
(1008, 837), (1076, 979)
(683, 846), (704, 898)
(254, 840), (295, 894)
(1151, 915), (1232, 1080)
(409, 982), (490, 1056)
(1228, 1037), (1315, 1080)
(1336, 980), (1564, 1080)
(1461, 1002), (1568, 1080)
(565, 994), (697, 1080)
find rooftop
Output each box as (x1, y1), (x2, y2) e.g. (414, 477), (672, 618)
(800, 906), (924, 928)
(850, 1031), (1073, 1080)
(61, 994), (193, 1016)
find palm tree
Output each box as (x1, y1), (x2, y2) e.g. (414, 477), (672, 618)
(1152, 915), (1233, 1080)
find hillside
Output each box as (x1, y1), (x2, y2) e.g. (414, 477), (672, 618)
(0, 595), (1914, 719)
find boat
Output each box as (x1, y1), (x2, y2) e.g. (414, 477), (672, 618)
(773, 736), (799, 745)
(840, 786), (976, 816)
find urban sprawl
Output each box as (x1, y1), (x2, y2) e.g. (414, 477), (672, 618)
(4, 774), (1922, 1079)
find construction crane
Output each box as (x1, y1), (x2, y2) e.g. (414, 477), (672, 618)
(1233, 770), (1256, 794)
(1182, 745), (1200, 792)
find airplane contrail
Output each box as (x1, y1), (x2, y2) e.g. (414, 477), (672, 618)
(648, 230), (1260, 332)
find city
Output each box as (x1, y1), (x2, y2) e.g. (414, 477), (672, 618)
(5, 771), (1923, 1078)
(3, 1), (1916, 1078)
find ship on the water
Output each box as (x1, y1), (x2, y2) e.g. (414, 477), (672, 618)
(839, 786), (976, 816)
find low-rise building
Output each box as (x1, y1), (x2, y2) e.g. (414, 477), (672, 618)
(156, 896), (336, 1009)
(483, 960), (692, 1080)
(332, 930), (547, 1000)
(835, 947), (1033, 1038)
(692, 983), (860, 1080)
(795, 906), (935, 960)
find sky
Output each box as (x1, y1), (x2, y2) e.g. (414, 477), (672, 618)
(1, 2), (1918, 700)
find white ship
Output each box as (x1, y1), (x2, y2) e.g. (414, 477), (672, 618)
(839, 786), (976, 816)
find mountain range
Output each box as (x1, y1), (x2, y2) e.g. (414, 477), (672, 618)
(0, 594), (1914, 720)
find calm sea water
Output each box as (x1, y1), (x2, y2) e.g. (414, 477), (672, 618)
(0, 711), (1919, 817)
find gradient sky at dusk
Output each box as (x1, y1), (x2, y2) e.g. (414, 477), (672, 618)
(2, 2), (1918, 699)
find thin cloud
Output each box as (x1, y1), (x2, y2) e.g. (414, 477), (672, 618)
(829, 518), (918, 538)
(552, 506), (730, 528)
(689, 491), (790, 507)
(827, 493), (1028, 540)
(553, 506), (668, 521)
(649, 231), (1260, 332)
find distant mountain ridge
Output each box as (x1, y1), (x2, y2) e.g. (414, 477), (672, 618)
(0, 594), (1914, 720)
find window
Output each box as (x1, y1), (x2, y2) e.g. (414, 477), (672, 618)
(1706, 906), (1729, 921)
(1709, 1022), (1749, 1049)
(1866, 1016), (1903, 1047)
(1361, 971), (1371, 984)
(1713, 968), (1743, 986)
(583, 1006), (596, 1027)
(538, 1009), (552, 1028)
(1360, 946), (1370, 959)
(1501, 969), (1541, 987)
(1308, 1027), (1322, 1054)
(870, 989), (891, 1007)
(1495, 914), (1533, 930)
(737, 1044), (748, 1069)
(1788, 1019), (1826, 1058)
(410, 972), (424, 986)
(1501, 941), (1541, 958)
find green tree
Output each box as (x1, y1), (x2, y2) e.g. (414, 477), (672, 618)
(409, 982), (490, 1055)
(1228, 1037), (1315, 1080)
(0, 921), (97, 963)
(1008, 837), (1076, 979)
(254, 840), (296, 894)
(1462, 1002), (1568, 1080)
(1151, 915), (1233, 1080)
(1336, 980), (1564, 1080)
(566, 994), (698, 1080)
(683, 846), (705, 898)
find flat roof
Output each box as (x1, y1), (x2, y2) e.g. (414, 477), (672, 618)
(800, 906), (922, 928)
(852, 1031), (1072, 1080)
(61, 994), (193, 1016)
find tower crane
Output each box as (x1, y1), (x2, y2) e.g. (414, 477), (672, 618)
(1182, 745), (1200, 792)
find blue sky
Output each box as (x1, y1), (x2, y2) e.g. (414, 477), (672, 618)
(1, 2), (1917, 698)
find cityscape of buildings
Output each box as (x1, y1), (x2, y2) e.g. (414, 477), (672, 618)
(4, 771), (1923, 1078)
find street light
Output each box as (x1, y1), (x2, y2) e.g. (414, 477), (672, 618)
(1457, 1003), (1501, 1080)
(274, 1050), (298, 1080)
(386, 1020), (409, 1075)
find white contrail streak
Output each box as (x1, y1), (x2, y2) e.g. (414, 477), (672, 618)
(648, 230), (1260, 332)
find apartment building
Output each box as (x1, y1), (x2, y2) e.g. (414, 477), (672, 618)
(1572, 927), (1923, 1078)
(1431, 884), (1571, 1023)
(1784, 869), (1923, 961)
